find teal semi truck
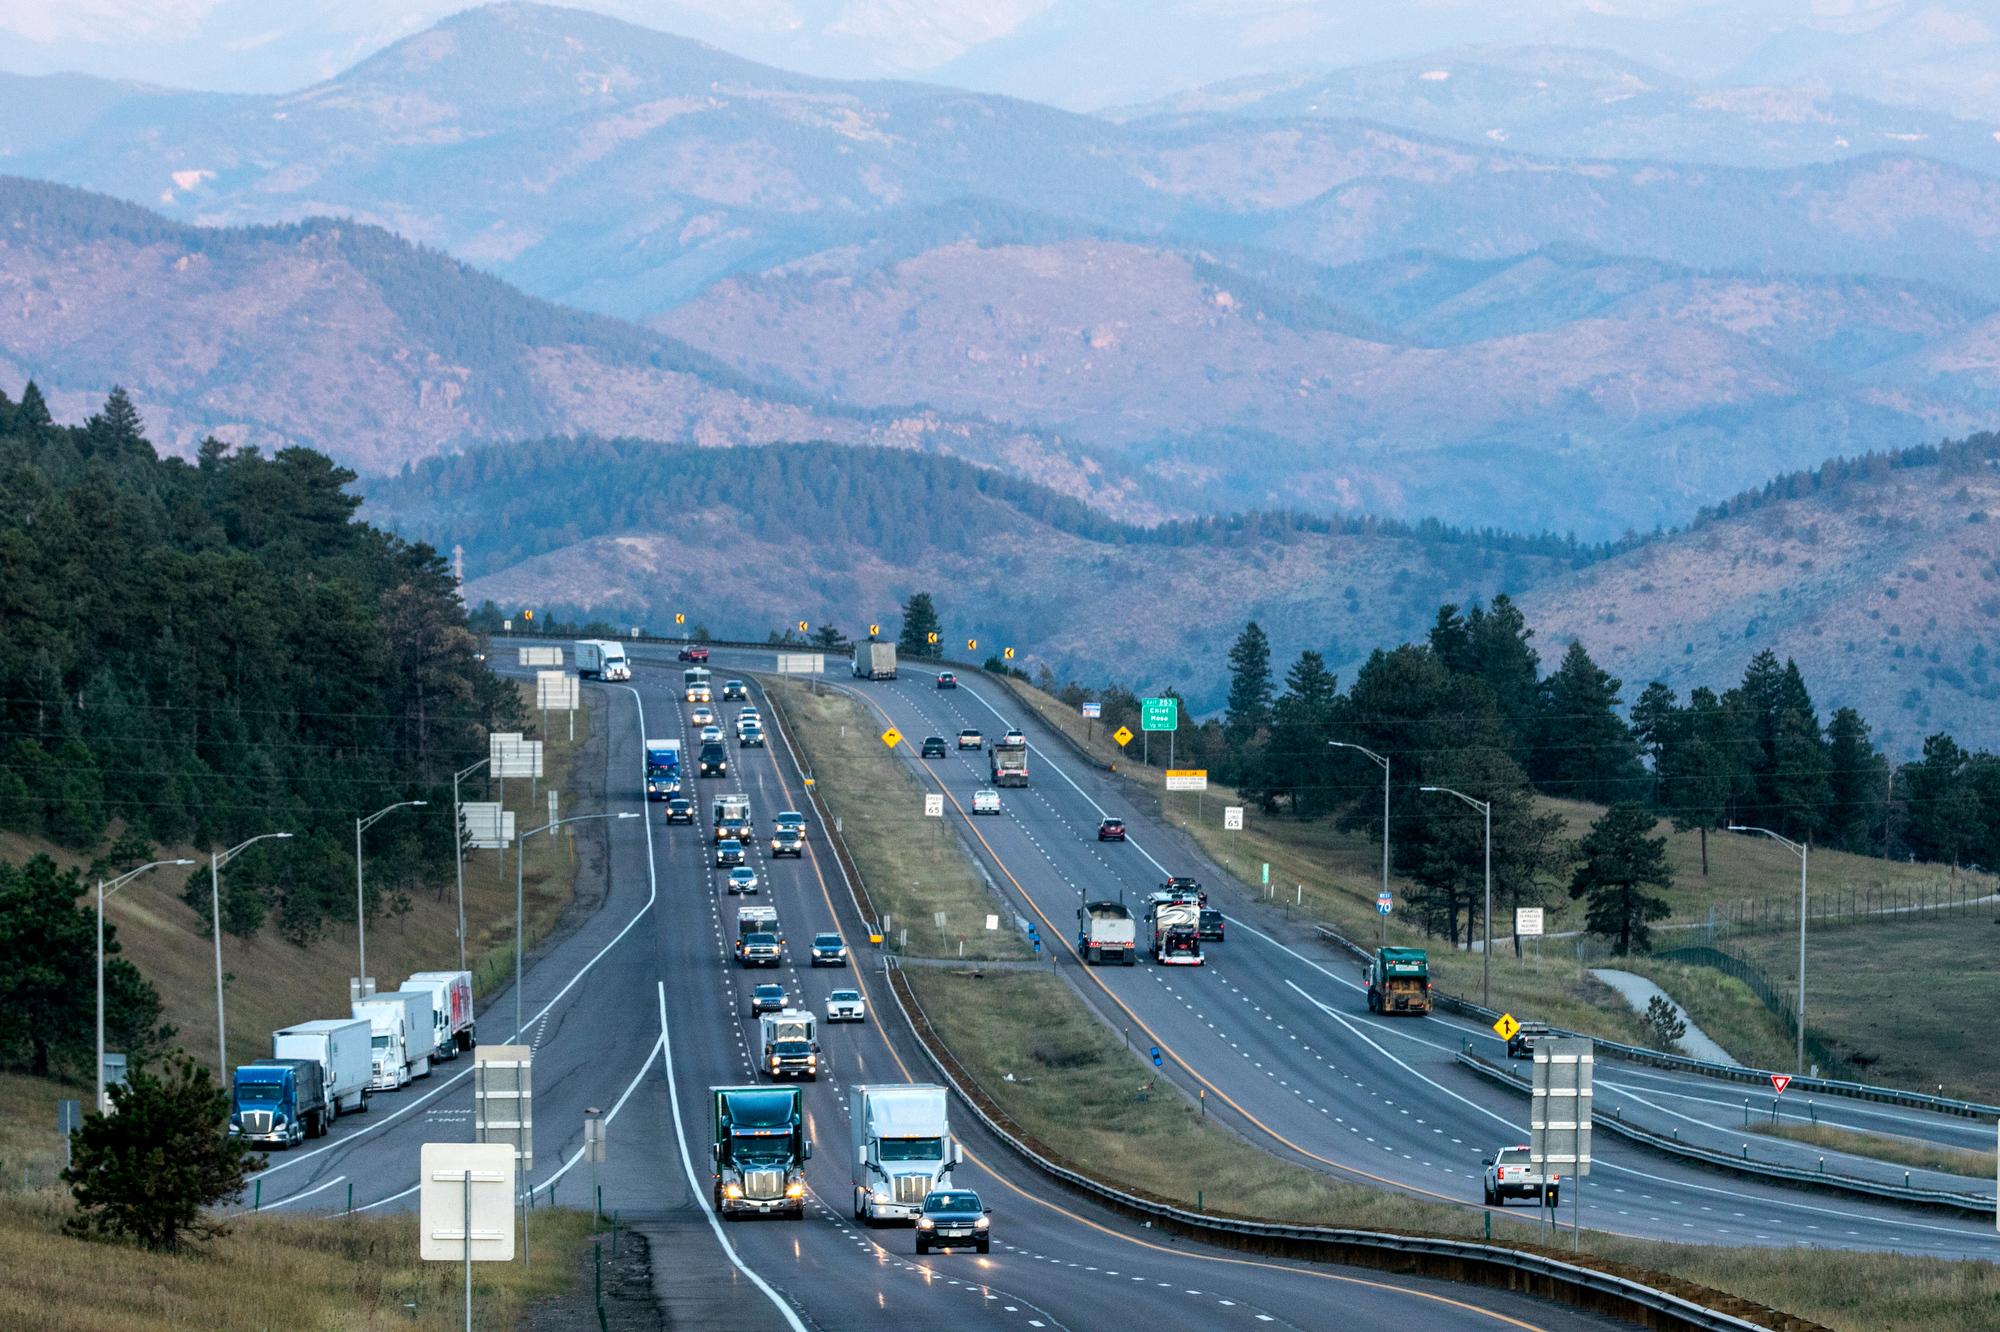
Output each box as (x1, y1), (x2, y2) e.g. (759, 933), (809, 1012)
(711, 1084), (811, 1219)
(229, 1058), (328, 1148)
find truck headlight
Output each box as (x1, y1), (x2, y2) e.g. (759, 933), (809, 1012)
(724, 1183), (743, 1199)
(785, 1181), (805, 1198)
(872, 1191), (890, 1204)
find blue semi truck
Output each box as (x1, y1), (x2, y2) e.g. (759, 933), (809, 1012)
(646, 738), (682, 800)
(229, 1058), (328, 1148)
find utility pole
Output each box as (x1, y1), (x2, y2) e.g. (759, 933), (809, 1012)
(1331, 742), (1390, 947)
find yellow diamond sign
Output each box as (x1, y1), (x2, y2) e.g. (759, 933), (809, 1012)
(880, 727), (903, 749)
(1113, 725), (1134, 747)
(1492, 1013), (1520, 1042)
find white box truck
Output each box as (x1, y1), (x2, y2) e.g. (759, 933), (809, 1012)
(272, 1017), (373, 1117)
(850, 1083), (959, 1224)
(759, 1009), (820, 1081)
(402, 970), (476, 1061)
(853, 642), (897, 681)
(575, 638), (631, 682)
(352, 989), (435, 1090)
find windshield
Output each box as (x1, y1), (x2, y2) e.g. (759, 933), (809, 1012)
(830, 991), (860, 1002)
(748, 935), (777, 948)
(235, 1081), (284, 1104)
(815, 935), (841, 947)
(730, 1134), (793, 1165)
(774, 1040), (812, 1055)
(880, 1136), (944, 1162)
(924, 1191), (982, 1214)
(371, 1034), (391, 1050)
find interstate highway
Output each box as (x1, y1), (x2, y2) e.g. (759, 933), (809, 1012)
(719, 650), (2000, 1262)
(248, 647), (1620, 1332)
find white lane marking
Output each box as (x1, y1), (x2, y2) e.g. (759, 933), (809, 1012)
(255, 1173), (345, 1211)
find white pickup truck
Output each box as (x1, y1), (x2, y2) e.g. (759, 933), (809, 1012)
(1483, 1144), (1559, 1207)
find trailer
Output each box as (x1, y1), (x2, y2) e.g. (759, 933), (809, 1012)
(272, 1017), (372, 1116)
(403, 969), (476, 1060)
(351, 989), (435, 1090)
(853, 642), (898, 681)
(575, 638), (631, 682)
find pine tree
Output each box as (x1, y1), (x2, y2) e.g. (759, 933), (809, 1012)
(1823, 708), (1886, 854)
(17, 379), (52, 428)
(1261, 651), (1339, 816)
(1224, 621), (1274, 745)
(85, 386), (147, 460)
(1464, 595), (1541, 757)
(1629, 681), (1678, 806)
(897, 591), (943, 660)
(1772, 709), (1832, 842)
(1568, 804), (1674, 955)
(1532, 640), (1643, 803)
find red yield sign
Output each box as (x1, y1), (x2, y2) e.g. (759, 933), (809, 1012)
(1770, 1074), (1792, 1095)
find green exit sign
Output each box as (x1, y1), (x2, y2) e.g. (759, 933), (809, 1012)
(1140, 697), (1178, 732)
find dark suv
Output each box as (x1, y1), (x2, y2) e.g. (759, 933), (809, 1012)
(698, 742), (728, 777)
(936, 672), (957, 690)
(915, 1189), (989, 1255)
(664, 798), (694, 825)
(920, 736), (949, 759)
(1198, 908), (1225, 942)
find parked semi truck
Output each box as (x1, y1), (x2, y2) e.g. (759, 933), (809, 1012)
(352, 989), (436, 1089)
(403, 970), (476, 1061)
(575, 638), (631, 682)
(645, 739), (682, 800)
(759, 1009), (820, 1081)
(852, 641), (898, 681)
(988, 735), (1029, 788)
(272, 1017), (372, 1117)
(850, 1083), (958, 1224)
(711, 1085), (811, 1219)
(1147, 893), (1203, 965)
(1076, 900), (1137, 965)
(1365, 947), (1432, 1015)
(229, 1058), (327, 1148)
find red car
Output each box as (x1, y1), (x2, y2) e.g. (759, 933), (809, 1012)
(678, 645), (709, 663)
(1097, 818), (1126, 841)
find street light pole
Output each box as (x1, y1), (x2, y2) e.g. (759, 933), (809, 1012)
(209, 832), (291, 1083)
(514, 812), (639, 1037)
(453, 759), (491, 973)
(98, 858), (195, 1112)
(1729, 825), (1809, 1076)
(1330, 742), (1391, 947)
(355, 800), (428, 993)
(1421, 786), (1494, 1008)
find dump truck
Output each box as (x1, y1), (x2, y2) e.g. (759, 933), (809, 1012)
(850, 1083), (959, 1224)
(988, 735), (1029, 788)
(711, 1085), (811, 1219)
(759, 1009), (820, 1081)
(1076, 899), (1137, 965)
(229, 1058), (327, 1148)
(853, 641), (898, 681)
(1365, 947), (1432, 1015)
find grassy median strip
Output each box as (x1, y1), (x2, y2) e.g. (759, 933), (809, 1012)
(0, 1189), (597, 1332)
(765, 679), (1028, 960)
(1748, 1120), (1998, 1181)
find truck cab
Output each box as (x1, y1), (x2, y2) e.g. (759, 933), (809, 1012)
(712, 1085), (811, 1219)
(644, 737), (682, 800)
(851, 1083), (958, 1225)
(1366, 947), (1432, 1015)
(229, 1059), (327, 1148)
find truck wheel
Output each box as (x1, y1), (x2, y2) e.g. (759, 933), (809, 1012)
(1086, 945), (1099, 965)
(1483, 1185), (1496, 1206)
(915, 1238), (928, 1255)
(1367, 991), (1381, 1013)
(977, 1239), (990, 1254)
(1123, 953), (1135, 966)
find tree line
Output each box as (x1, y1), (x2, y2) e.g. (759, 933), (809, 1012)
(0, 380), (516, 1080)
(1032, 593), (1999, 955)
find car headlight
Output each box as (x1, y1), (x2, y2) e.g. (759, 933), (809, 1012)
(724, 1183), (743, 1199)
(916, 1217), (935, 1229)
(785, 1181), (805, 1198)
(974, 1216), (989, 1229)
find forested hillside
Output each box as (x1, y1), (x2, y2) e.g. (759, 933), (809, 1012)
(0, 381), (515, 946)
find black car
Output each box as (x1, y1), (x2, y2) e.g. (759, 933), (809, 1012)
(920, 736), (949, 759)
(715, 843), (746, 869)
(1198, 908), (1225, 942)
(749, 982), (787, 1014)
(770, 828), (804, 858)
(936, 672), (957, 690)
(1160, 876), (1206, 905)
(698, 742), (729, 776)
(1507, 1021), (1552, 1060)
(810, 932), (848, 967)
(722, 679), (749, 700)
(664, 798), (694, 825)
(915, 1189), (989, 1255)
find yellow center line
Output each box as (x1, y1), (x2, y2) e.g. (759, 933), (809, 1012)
(748, 675), (1556, 1329)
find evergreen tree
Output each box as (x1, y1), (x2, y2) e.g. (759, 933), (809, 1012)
(1901, 734), (1983, 866)
(1223, 621), (1274, 747)
(84, 386), (146, 460)
(1463, 595), (1541, 757)
(64, 1054), (261, 1249)
(1772, 709), (1832, 842)
(17, 379), (52, 428)
(1628, 681), (1678, 807)
(1532, 639), (1643, 802)
(897, 591), (943, 660)
(1260, 652), (1339, 816)
(1568, 804), (1674, 955)
(1656, 687), (1749, 876)
(1409, 749), (1567, 950)
(1824, 708), (1886, 854)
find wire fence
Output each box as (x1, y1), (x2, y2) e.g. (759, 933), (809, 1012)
(1651, 945), (1848, 1076)
(1689, 880), (1999, 938)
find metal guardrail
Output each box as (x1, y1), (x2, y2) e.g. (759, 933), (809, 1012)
(1309, 925), (2000, 1121)
(1457, 1051), (1996, 1216)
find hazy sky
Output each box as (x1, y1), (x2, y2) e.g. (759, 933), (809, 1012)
(0, 1), (1994, 116)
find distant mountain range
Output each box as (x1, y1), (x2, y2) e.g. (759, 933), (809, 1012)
(5, 3), (2000, 536)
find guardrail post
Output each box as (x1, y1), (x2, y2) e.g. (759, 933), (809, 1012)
(1742, 1097), (1749, 1127)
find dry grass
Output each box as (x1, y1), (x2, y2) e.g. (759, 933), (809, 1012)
(0, 1189), (597, 1332)
(0, 1071), (74, 1192)
(904, 959), (2000, 1332)
(1748, 1121), (1997, 1180)
(55, 682), (594, 1080)
(1608, 959), (1798, 1072)
(766, 680), (1028, 960)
